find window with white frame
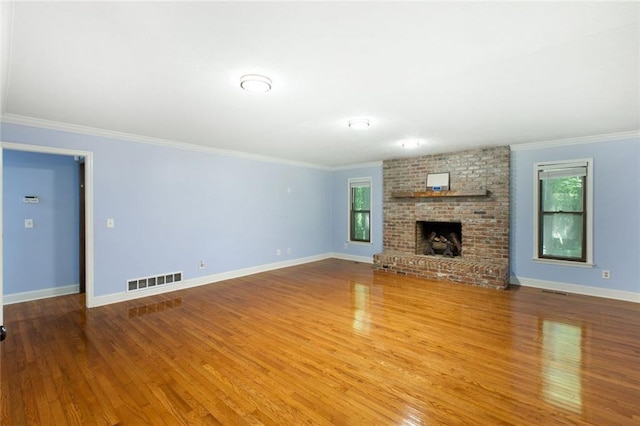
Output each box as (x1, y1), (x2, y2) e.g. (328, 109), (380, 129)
(349, 178), (372, 243)
(534, 159), (593, 265)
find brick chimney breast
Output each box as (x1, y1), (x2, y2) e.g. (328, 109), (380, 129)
(374, 146), (510, 289)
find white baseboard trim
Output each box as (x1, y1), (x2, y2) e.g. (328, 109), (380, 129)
(330, 253), (374, 264)
(92, 254), (333, 307)
(511, 276), (640, 303)
(4, 284), (80, 305)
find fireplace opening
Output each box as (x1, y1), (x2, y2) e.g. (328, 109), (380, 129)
(416, 221), (462, 257)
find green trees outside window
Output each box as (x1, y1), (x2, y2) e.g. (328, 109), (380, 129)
(350, 180), (371, 243)
(538, 164), (587, 262)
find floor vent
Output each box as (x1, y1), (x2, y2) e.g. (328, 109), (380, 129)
(127, 271), (183, 292)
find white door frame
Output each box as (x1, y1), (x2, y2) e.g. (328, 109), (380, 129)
(0, 142), (95, 327)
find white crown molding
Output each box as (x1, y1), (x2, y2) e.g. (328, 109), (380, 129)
(510, 276), (640, 303)
(330, 161), (383, 171)
(510, 130), (639, 151)
(3, 284), (79, 305)
(0, 113), (332, 171)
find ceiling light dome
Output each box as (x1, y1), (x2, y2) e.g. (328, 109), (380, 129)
(400, 139), (421, 148)
(348, 118), (370, 130)
(240, 74), (272, 93)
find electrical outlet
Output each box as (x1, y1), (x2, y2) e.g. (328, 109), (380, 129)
(199, 260), (205, 269)
(276, 249), (281, 256)
(602, 270), (611, 279)
(287, 248), (291, 255)
(344, 243), (348, 249)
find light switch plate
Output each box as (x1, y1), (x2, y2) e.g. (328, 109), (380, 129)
(25, 219), (34, 228)
(107, 218), (115, 228)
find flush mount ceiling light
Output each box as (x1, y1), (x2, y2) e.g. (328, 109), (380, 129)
(348, 118), (370, 130)
(240, 74), (272, 93)
(400, 139), (421, 148)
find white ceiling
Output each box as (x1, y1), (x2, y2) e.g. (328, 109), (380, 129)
(1, 1), (639, 167)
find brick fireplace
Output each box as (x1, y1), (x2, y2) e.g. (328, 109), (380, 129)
(373, 146), (510, 289)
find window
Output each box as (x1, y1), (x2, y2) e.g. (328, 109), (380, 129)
(534, 159), (593, 265)
(349, 178), (371, 243)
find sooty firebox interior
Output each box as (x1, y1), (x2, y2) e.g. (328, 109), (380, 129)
(416, 221), (462, 257)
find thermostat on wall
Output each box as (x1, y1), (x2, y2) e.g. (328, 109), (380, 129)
(23, 196), (39, 204)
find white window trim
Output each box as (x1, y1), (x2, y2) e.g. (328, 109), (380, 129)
(347, 177), (373, 245)
(533, 158), (594, 267)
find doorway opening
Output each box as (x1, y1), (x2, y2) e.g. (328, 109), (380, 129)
(0, 142), (95, 334)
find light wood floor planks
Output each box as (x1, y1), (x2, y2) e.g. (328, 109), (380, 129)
(1, 259), (639, 425)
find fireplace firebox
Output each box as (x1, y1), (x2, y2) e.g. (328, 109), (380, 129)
(416, 221), (462, 257)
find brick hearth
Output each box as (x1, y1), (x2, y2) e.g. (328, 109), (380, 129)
(374, 146), (510, 289)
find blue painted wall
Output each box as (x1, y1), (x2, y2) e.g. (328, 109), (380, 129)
(3, 150), (79, 294)
(1, 123), (332, 298)
(2, 121), (638, 301)
(510, 137), (640, 293)
(331, 165), (384, 258)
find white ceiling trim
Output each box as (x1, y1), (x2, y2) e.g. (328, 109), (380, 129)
(510, 130), (640, 151)
(0, 113), (332, 171)
(332, 161), (383, 171)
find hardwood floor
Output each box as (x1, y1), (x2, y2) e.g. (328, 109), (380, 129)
(1, 259), (639, 425)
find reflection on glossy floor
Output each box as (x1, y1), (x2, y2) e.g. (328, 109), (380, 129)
(1, 259), (639, 425)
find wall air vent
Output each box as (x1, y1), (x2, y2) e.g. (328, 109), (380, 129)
(127, 271), (183, 292)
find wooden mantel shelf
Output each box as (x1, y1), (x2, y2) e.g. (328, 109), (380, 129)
(391, 189), (489, 198)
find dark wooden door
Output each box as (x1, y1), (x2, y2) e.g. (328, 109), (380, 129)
(79, 161), (86, 294)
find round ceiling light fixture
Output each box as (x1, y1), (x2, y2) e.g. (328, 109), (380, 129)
(400, 139), (422, 148)
(348, 118), (370, 130)
(240, 74), (272, 93)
